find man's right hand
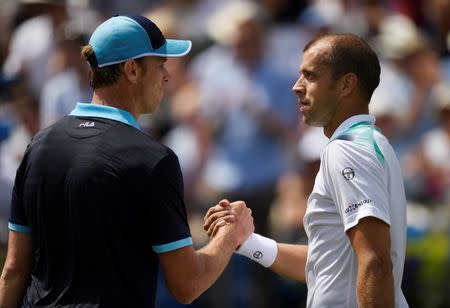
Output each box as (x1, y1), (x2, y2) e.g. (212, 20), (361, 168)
(159, 199), (254, 304)
(203, 199), (254, 248)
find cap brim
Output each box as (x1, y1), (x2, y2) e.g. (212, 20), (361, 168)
(153, 39), (192, 57)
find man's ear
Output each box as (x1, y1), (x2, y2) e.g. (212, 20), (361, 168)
(123, 60), (138, 84)
(339, 73), (358, 97)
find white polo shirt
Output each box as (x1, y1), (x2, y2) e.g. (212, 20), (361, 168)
(304, 115), (408, 307)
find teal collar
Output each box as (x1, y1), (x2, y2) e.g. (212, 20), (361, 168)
(330, 114), (375, 141)
(69, 103), (139, 129)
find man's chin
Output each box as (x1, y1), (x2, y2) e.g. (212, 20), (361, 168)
(302, 115), (314, 126)
(303, 116), (324, 128)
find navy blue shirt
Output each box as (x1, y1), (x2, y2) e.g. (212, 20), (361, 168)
(9, 103), (193, 307)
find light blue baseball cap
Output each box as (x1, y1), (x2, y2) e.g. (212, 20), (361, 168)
(88, 15), (192, 68)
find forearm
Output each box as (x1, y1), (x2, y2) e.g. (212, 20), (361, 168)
(0, 231), (32, 307)
(0, 266), (29, 308)
(163, 200), (253, 304)
(192, 232), (237, 297)
(161, 226), (239, 304)
(357, 258), (394, 308)
(270, 243), (308, 282)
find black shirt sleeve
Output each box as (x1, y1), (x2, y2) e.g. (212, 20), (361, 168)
(9, 151), (31, 232)
(146, 152), (192, 253)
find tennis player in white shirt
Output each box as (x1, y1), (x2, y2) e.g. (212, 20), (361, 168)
(205, 33), (408, 308)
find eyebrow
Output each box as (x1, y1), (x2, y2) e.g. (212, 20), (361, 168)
(300, 68), (314, 75)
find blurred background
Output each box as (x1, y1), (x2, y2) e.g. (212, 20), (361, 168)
(0, 0), (449, 307)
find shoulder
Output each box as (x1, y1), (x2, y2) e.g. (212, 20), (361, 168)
(28, 125), (53, 148)
(323, 139), (373, 164)
(326, 124), (386, 166)
(113, 127), (181, 171)
(322, 140), (384, 183)
(131, 130), (177, 160)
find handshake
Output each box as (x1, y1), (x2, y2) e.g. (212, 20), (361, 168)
(202, 199), (278, 268)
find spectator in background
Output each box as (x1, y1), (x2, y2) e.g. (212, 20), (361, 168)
(0, 73), (21, 244)
(2, 0), (68, 98)
(39, 21), (91, 128)
(423, 0), (450, 56)
(0, 88), (38, 257)
(373, 14), (441, 155)
(0, 83), (39, 244)
(374, 15), (441, 203)
(391, 0), (450, 56)
(442, 30), (450, 82)
(400, 82), (450, 308)
(305, 0), (370, 37)
(267, 126), (328, 307)
(265, 0), (332, 86)
(193, 0), (298, 238)
(0, 73), (18, 154)
(89, 0), (155, 20)
(258, 0), (307, 24)
(144, 0), (224, 50)
(369, 88), (401, 146)
(418, 82), (450, 204)
(0, 5), (14, 68)
(0, 91), (39, 186)
(189, 1), (298, 307)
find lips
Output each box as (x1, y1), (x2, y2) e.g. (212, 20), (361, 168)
(299, 99), (310, 112)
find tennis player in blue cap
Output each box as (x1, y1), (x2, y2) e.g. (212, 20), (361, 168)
(0, 15), (253, 308)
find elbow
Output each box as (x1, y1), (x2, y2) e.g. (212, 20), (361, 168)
(172, 292), (195, 305)
(1, 262), (29, 282)
(363, 254), (393, 277)
(167, 282), (200, 304)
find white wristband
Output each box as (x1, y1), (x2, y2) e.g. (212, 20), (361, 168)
(235, 233), (278, 267)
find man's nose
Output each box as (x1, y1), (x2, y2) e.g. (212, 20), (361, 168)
(292, 77), (305, 95)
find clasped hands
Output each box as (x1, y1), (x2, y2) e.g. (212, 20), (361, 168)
(203, 199), (254, 248)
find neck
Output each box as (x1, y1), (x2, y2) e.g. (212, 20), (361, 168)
(323, 101), (369, 138)
(91, 84), (139, 119)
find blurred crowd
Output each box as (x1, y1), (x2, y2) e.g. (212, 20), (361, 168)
(0, 0), (449, 307)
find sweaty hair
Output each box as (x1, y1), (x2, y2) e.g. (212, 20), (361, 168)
(81, 45), (147, 89)
(303, 34), (380, 103)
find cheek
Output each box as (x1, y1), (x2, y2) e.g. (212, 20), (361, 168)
(147, 77), (160, 92)
(309, 83), (332, 104)
(306, 81), (320, 95)
(306, 85), (320, 104)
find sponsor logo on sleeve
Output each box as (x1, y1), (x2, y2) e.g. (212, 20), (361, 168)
(342, 167), (355, 180)
(345, 199), (372, 214)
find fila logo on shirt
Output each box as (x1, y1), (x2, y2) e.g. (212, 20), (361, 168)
(79, 121), (95, 128)
(341, 167), (355, 180)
